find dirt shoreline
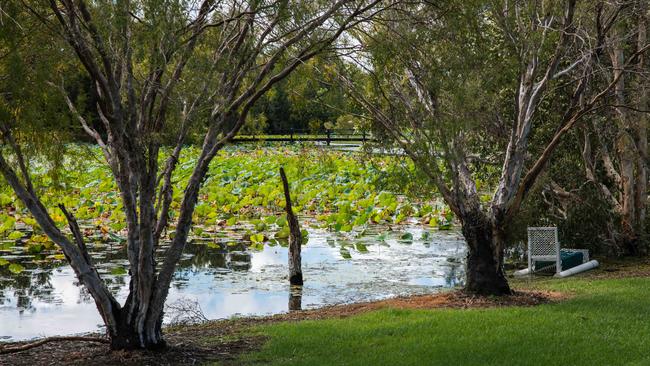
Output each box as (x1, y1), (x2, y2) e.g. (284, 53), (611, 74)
(0, 289), (563, 366)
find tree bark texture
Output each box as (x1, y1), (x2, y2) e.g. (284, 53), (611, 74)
(280, 167), (303, 286)
(634, 3), (648, 252)
(460, 210), (512, 296)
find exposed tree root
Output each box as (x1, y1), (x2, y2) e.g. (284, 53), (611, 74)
(0, 336), (109, 355)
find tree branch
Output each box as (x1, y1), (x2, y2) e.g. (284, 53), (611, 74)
(0, 336), (108, 355)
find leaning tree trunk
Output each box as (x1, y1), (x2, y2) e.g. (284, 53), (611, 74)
(460, 210), (512, 296)
(280, 167), (303, 285)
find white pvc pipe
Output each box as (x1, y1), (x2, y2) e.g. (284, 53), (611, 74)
(513, 268), (531, 277)
(554, 260), (599, 278)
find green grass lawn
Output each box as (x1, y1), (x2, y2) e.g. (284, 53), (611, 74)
(233, 276), (650, 365)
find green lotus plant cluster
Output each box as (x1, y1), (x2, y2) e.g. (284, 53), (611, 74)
(0, 144), (453, 270)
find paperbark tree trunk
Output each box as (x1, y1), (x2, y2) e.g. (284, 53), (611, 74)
(107, 310), (164, 350)
(634, 4), (648, 252)
(608, 24), (649, 256)
(460, 209), (511, 296)
(612, 43), (638, 253)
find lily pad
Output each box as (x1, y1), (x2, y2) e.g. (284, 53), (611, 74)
(274, 227), (290, 239)
(400, 232), (414, 240)
(250, 233), (265, 243)
(110, 267), (127, 275)
(8, 263), (25, 274)
(27, 244), (44, 254)
(355, 243), (369, 253)
(7, 231), (23, 240)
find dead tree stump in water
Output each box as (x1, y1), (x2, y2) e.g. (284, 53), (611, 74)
(280, 167), (303, 286)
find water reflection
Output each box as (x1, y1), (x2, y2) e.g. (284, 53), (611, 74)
(0, 226), (466, 341)
(289, 285), (303, 311)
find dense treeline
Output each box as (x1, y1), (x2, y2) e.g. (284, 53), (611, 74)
(27, 56), (356, 140)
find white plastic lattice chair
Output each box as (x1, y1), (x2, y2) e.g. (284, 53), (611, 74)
(527, 227), (561, 275)
(525, 227), (590, 276)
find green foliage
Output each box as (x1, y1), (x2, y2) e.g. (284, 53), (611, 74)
(0, 1), (78, 174)
(506, 123), (625, 256)
(0, 193), (12, 206)
(111, 267), (127, 276)
(512, 178), (621, 257)
(0, 215), (15, 235)
(241, 113), (269, 136)
(247, 56), (364, 134)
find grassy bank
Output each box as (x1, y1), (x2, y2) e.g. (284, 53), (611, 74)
(236, 274), (650, 365)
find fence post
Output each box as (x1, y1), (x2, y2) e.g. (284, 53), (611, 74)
(290, 128), (294, 143)
(362, 130), (366, 143)
(326, 129), (331, 146)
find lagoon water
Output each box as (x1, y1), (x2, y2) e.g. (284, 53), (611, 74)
(0, 225), (465, 341)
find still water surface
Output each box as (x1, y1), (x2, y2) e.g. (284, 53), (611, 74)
(0, 225), (465, 341)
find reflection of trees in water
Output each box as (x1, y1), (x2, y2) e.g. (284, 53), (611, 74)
(0, 239), (245, 310)
(444, 261), (465, 288)
(0, 262), (55, 312)
(326, 238), (337, 248)
(170, 246), (251, 290)
(171, 242), (251, 274)
(179, 243), (229, 269)
(0, 241), (129, 310)
(103, 274), (127, 293)
(79, 285), (93, 303)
